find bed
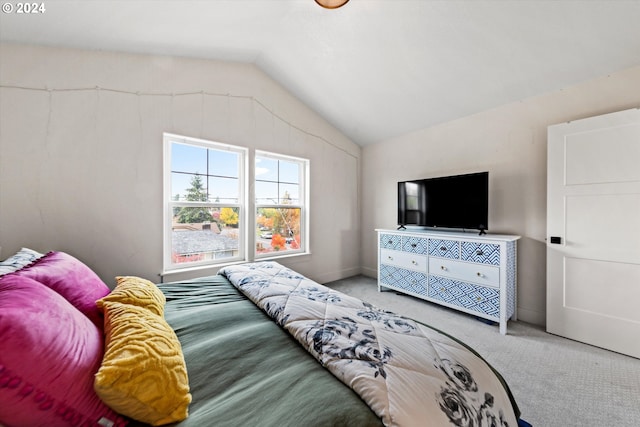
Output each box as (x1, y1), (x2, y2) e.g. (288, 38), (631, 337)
(0, 249), (530, 427)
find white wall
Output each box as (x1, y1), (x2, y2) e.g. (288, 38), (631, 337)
(3, 43), (638, 323)
(0, 43), (362, 286)
(361, 65), (640, 326)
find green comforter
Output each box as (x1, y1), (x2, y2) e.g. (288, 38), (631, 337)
(157, 275), (383, 427)
(220, 262), (521, 427)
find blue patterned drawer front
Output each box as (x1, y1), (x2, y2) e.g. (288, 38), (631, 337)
(428, 276), (500, 317)
(378, 229), (518, 334)
(461, 242), (500, 265)
(380, 233), (401, 250)
(402, 236), (428, 254)
(428, 239), (459, 259)
(380, 264), (427, 296)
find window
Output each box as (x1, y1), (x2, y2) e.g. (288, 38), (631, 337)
(255, 151), (309, 257)
(163, 134), (309, 273)
(164, 134), (247, 272)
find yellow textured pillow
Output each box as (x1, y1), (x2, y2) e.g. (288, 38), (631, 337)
(94, 299), (191, 425)
(99, 276), (166, 316)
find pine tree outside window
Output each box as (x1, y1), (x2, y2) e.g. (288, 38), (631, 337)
(163, 134), (310, 273)
(163, 134), (247, 271)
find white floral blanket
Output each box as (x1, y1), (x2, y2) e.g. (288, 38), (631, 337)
(220, 261), (520, 427)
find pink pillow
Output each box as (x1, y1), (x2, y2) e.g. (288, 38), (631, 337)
(0, 274), (128, 427)
(14, 252), (110, 328)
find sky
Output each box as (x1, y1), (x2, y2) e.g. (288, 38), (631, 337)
(171, 141), (301, 204)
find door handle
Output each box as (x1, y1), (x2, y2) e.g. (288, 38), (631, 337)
(550, 236), (562, 244)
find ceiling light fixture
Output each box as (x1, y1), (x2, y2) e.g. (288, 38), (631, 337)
(315, 0), (349, 9)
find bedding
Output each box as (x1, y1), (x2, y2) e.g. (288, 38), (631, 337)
(0, 249), (529, 427)
(13, 251), (111, 328)
(94, 277), (191, 426)
(0, 247), (44, 275)
(219, 261), (523, 427)
(155, 274), (384, 427)
(0, 271), (128, 427)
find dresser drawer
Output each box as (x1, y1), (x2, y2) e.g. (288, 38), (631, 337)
(428, 239), (459, 259)
(428, 257), (499, 288)
(461, 241), (500, 265)
(401, 236), (428, 254)
(377, 229), (519, 334)
(380, 264), (428, 296)
(428, 276), (500, 318)
(380, 233), (401, 250)
(381, 248), (428, 272)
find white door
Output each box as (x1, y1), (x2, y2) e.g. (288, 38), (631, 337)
(547, 108), (640, 359)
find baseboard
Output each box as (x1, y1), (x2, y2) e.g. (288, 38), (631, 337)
(361, 266), (377, 278)
(516, 306), (546, 327)
(314, 266), (362, 284)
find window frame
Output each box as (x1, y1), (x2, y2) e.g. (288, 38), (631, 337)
(163, 135), (310, 275)
(254, 150), (310, 259)
(163, 133), (248, 273)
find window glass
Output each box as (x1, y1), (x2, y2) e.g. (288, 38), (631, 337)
(171, 143), (207, 174)
(255, 157), (278, 182)
(279, 161), (299, 184)
(172, 209), (240, 263)
(256, 207), (302, 255)
(164, 134), (245, 271)
(208, 176), (240, 203)
(164, 135), (309, 272)
(255, 181), (278, 204)
(255, 152), (308, 258)
(209, 149), (239, 178)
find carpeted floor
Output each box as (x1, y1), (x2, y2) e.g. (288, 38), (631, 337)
(325, 275), (640, 427)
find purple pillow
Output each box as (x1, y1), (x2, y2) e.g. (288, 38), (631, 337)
(0, 274), (128, 427)
(14, 252), (110, 328)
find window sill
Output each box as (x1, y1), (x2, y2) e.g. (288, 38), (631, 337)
(160, 251), (311, 282)
(160, 260), (245, 282)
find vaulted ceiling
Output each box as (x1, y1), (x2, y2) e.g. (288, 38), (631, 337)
(1, 0), (639, 145)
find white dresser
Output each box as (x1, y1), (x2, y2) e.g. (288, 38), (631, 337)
(376, 229), (520, 334)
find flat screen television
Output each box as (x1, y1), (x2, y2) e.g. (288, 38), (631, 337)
(397, 171), (488, 234)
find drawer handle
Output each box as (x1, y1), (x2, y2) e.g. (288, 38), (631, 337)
(476, 250), (484, 256)
(440, 287), (446, 292)
(412, 260), (417, 265)
(440, 265), (447, 271)
(388, 240), (393, 244)
(387, 256), (394, 261)
(411, 243), (417, 248)
(410, 280), (417, 285)
(476, 272), (483, 278)
(440, 246), (447, 251)
(476, 297), (482, 302)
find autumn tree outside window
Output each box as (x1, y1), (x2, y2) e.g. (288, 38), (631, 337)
(163, 134), (309, 273)
(255, 151), (309, 258)
(164, 134), (247, 271)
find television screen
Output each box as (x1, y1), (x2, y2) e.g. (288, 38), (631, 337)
(397, 172), (488, 233)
